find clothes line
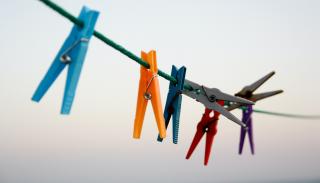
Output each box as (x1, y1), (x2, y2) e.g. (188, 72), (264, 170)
(253, 109), (320, 119)
(39, 0), (191, 89)
(38, 0), (320, 120)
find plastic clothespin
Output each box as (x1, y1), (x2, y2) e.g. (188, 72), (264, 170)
(239, 105), (254, 154)
(182, 79), (254, 127)
(31, 6), (99, 114)
(186, 100), (224, 166)
(226, 71), (283, 154)
(157, 65), (187, 144)
(133, 50), (166, 139)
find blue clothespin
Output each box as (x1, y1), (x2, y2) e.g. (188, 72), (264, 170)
(157, 65), (187, 144)
(31, 6), (99, 114)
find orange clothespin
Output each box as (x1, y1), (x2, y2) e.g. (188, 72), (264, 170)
(133, 50), (166, 139)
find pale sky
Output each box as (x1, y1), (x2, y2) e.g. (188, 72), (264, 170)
(1, 0), (320, 182)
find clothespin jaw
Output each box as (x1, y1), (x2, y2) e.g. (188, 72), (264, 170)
(157, 65), (186, 144)
(186, 100), (224, 166)
(133, 50), (166, 139)
(31, 6), (99, 114)
(182, 79), (254, 127)
(236, 71), (275, 98)
(226, 71), (283, 111)
(249, 90), (283, 102)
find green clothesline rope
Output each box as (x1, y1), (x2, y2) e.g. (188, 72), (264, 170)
(39, 0), (187, 89)
(38, 0), (320, 120)
(253, 109), (320, 119)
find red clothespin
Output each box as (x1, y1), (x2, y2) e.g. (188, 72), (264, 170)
(186, 100), (224, 166)
(133, 50), (166, 139)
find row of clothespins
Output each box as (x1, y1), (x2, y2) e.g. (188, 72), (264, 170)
(31, 6), (283, 166)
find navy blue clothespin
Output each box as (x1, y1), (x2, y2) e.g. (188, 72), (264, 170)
(157, 65), (186, 144)
(31, 6), (99, 114)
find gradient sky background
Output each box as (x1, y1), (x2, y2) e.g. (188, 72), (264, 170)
(1, 0), (320, 182)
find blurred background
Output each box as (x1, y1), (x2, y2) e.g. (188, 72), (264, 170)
(0, 0), (319, 182)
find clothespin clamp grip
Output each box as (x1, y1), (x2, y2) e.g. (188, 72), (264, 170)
(157, 65), (187, 144)
(31, 6), (99, 114)
(133, 50), (166, 139)
(186, 100), (224, 166)
(182, 79), (255, 127)
(226, 71), (283, 154)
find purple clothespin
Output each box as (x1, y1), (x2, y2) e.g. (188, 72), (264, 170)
(239, 105), (254, 154)
(227, 71), (283, 155)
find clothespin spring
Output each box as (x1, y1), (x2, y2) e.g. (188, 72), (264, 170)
(202, 86), (216, 102)
(144, 74), (157, 100)
(60, 38), (89, 63)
